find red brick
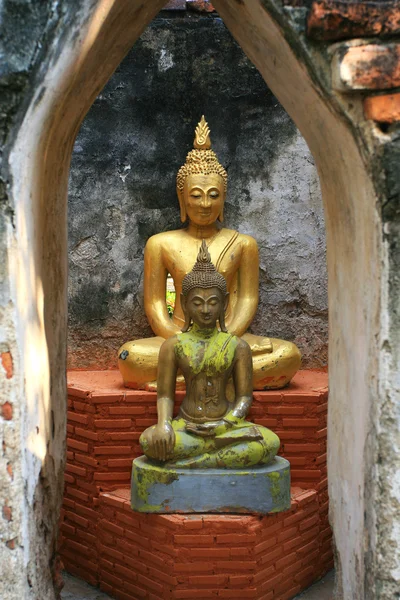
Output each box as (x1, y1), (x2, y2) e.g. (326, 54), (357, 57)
(283, 393), (319, 403)
(253, 392), (283, 403)
(137, 573), (164, 594)
(282, 418), (319, 427)
(229, 574), (253, 586)
(275, 430), (304, 440)
(99, 543), (124, 562)
(101, 519), (125, 536)
(254, 537), (277, 554)
(67, 424), (75, 434)
(295, 565), (315, 582)
(107, 432), (141, 441)
(94, 446), (132, 455)
(260, 572), (283, 592)
(67, 438), (89, 452)
(66, 487), (89, 502)
(139, 549), (172, 569)
(182, 517), (203, 530)
(66, 451), (74, 461)
(275, 552), (297, 571)
(253, 564), (275, 584)
(307, 0), (400, 42)
(317, 427), (327, 439)
(100, 571), (123, 588)
(188, 574), (228, 586)
(1, 402), (13, 420)
(189, 547), (230, 558)
(296, 540), (319, 557)
(172, 591), (218, 599)
(175, 562), (213, 573)
(284, 443), (322, 453)
(294, 490), (317, 506)
(113, 563), (137, 583)
(175, 534), (214, 545)
(136, 418), (157, 427)
(95, 419), (132, 428)
(68, 411), (89, 425)
(259, 546), (284, 565)
(76, 530), (97, 545)
(1, 352), (13, 379)
(60, 522), (75, 536)
(299, 514), (319, 532)
(216, 533), (256, 544)
(278, 585), (302, 600)
(75, 427), (98, 441)
(148, 565), (177, 586)
(291, 470), (322, 480)
(65, 463), (87, 477)
(334, 43), (400, 91)
(122, 582), (148, 599)
(316, 402), (328, 413)
(219, 590), (257, 598)
(73, 401), (95, 414)
(64, 511), (89, 529)
(268, 406), (304, 415)
(230, 547), (251, 557)
(317, 477), (328, 491)
(116, 511), (140, 529)
(277, 526), (298, 543)
(63, 497), (75, 509)
(94, 472), (130, 481)
(91, 392), (123, 403)
(216, 561), (257, 571)
(109, 406), (146, 415)
(125, 529), (151, 548)
(107, 458), (133, 468)
(64, 473), (75, 484)
(63, 539), (90, 556)
(74, 453), (99, 468)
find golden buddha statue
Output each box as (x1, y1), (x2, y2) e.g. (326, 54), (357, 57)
(118, 116), (301, 390)
(139, 241), (280, 468)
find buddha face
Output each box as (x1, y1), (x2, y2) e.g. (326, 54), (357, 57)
(182, 287), (228, 330)
(180, 174), (225, 225)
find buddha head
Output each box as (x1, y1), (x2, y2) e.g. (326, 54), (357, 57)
(181, 240), (229, 332)
(177, 116), (228, 225)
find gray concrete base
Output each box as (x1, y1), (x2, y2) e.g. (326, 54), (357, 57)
(131, 455), (291, 514)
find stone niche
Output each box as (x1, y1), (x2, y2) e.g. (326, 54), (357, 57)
(63, 7), (331, 600)
(67, 10), (328, 373)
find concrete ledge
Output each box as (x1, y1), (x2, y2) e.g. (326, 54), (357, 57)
(131, 455), (291, 514)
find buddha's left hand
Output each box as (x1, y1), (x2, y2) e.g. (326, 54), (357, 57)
(185, 420), (227, 437)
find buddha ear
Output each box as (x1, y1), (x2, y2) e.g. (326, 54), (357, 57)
(181, 293), (191, 332)
(177, 189), (187, 223)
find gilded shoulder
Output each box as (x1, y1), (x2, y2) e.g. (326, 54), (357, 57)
(237, 232), (258, 250)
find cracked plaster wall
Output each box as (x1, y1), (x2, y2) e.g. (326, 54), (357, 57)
(68, 12), (327, 370)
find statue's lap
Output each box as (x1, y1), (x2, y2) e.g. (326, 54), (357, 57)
(140, 417), (280, 469)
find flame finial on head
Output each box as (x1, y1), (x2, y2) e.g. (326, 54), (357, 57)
(194, 115), (211, 150)
(182, 240), (227, 297)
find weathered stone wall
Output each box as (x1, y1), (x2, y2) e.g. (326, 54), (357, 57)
(67, 11), (327, 370)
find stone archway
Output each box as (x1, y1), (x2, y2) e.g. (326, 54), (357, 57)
(6, 1), (383, 598)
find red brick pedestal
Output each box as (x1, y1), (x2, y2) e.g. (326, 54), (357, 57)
(60, 370), (332, 599)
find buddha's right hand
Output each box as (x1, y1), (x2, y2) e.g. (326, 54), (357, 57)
(146, 421), (175, 462)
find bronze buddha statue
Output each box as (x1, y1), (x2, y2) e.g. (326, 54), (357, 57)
(118, 116), (301, 390)
(139, 241), (280, 468)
